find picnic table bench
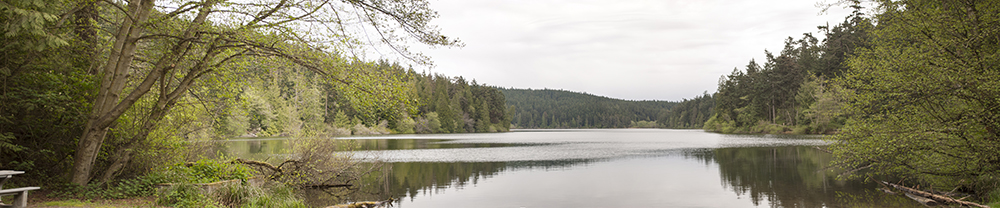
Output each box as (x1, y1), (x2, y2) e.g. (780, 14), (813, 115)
(0, 170), (39, 208)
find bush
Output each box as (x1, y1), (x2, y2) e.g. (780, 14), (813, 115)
(792, 126), (810, 135)
(161, 158), (255, 184)
(156, 183), (222, 208)
(48, 173), (168, 199)
(215, 182), (262, 207)
(394, 117), (416, 134)
(240, 183), (307, 208)
(211, 182), (308, 208)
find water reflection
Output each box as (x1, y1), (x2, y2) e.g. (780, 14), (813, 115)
(298, 147), (920, 208)
(300, 159), (597, 207)
(684, 146), (918, 207)
(210, 130), (921, 207)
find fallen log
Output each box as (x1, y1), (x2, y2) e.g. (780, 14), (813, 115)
(326, 199), (393, 208)
(880, 181), (990, 208)
(903, 193), (938, 206)
(302, 183), (353, 189)
(232, 158), (282, 173)
(878, 187), (897, 194)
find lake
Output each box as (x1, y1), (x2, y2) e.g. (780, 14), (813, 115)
(214, 129), (921, 208)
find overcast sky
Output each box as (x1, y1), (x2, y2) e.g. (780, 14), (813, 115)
(404, 0), (854, 101)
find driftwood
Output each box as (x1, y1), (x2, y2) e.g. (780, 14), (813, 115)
(880, 181), (990, 208)
(904, 193), (939, 206)
(231, 158), (356, 189)
(232, 158), (282, 173)
(326, 199), (393, 208)
(302, 184), (353, 188)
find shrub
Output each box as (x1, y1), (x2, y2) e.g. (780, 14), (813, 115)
(156, 183), (222, 208)
(48, 173), (168, 199)
(242, 183), (307, 208)
(162, 158), (255, 184)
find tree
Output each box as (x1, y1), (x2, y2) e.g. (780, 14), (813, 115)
(658, 92), (714, 129)
(1, 0), (97, 182)
(816, 8), (872, 78)
(69, 0), (459, 185)
(830, 0), (1000, 193)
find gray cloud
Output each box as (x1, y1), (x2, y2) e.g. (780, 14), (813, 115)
(409, 0), (854, 101)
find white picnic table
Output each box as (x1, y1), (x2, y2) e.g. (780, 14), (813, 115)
(0, 170), (39, 208)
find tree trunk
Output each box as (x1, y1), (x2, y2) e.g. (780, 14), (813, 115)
(71, 0), (156, 185)
(98, 141), (138, 183)
(71, 0), (218, 185)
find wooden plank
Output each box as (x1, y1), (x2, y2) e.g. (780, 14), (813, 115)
(0, 171), (25, 176)
(0, 186), (38, 208)
(0, 187), (40, 195)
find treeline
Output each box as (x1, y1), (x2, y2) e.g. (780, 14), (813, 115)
(501, 88), (676, 128)
(409, 73), (511, 133)
(704, 10), (870, 134)
(172, 60), (511, 139)
(656, 93), (714, 129)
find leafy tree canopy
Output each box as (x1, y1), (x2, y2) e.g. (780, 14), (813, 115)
(830, 0), (1000, 193)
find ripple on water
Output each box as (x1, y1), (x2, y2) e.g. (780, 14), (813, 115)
(348, 129), (830, 162)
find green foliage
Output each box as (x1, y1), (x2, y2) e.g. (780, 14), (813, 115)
(797, 76), (845, 134)
(408, 73), (509, 133)
(215, 183), (307, 208)
(332, 61), (417, 128)
(986, 188), (1000, 207)
(816, 9), (872, 78)
(501, 88), (675, 128)
(0, 0), (69, 51)
(2, 0), (465, 188)
(0, 132), (24, 153)
(630, 120), (660, 128)
(40, 159), (252, 200)
(237, 184), (307, 208)
(658, 92), (714, 128)
(394, 116), (416, 134)
(156, 180), (307, 208)
(39, 199), (89, 207)
(414, 112), (442, 133)
(711, 38), (813, 131)
(156, 183), (222, 208)
(706, 10), (867, 134)
(830, 0), (1000, 195)
(333, 110), (352, 128)
(48, 173), (168, 199)
(0, 0), (95, 181)
(154, 160), (307, 208)
(162, 159), (255, 184)
(99, 176), (164, 199)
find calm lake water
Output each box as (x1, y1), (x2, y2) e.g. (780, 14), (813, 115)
(214, 129), (921, 208)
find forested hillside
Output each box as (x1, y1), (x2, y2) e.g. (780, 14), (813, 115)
(703, 9), (869, 134)
(501, 88), (677, 128)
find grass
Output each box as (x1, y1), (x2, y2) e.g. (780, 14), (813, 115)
(33, 197), (163, 208)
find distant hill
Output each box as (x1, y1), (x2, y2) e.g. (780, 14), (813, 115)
(499, 88), (678, 128)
